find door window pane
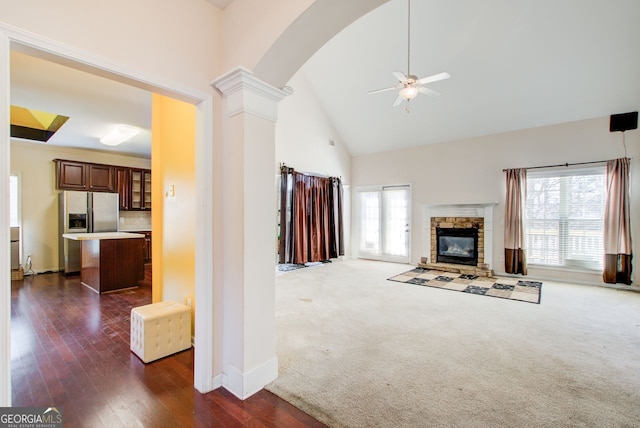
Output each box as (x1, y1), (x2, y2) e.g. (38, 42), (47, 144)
(383, 188), (409, 257)
(358, 185), (411, 263)
(358, 191), (381, 256)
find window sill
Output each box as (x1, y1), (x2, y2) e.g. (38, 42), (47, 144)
(527, 263), (601, 275)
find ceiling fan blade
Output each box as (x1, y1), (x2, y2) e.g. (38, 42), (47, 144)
(417, 87), (442, 97)
(392, 95), (404, 107)
(368, 85), (400, 95)
(419, 72), (450, 85)
(392, 71), (407, 82)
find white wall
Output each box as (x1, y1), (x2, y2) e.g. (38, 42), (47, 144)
(2, 0), (222, 92)
(276, 70), (352, 256)
(10, 141), (150, 273)
(352, 116), (640, 285)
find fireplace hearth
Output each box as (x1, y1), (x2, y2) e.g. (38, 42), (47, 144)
(436, 227), (478, 266)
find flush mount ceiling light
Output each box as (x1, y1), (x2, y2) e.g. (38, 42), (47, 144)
(100, 124), (140, 146)
(368, 0), (450, 108)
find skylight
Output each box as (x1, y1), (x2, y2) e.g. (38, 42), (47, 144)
(10, 105), (69, 142)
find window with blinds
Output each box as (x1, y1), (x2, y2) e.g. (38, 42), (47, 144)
(525, 167), (606, 271)
(10, 175), (19, 227)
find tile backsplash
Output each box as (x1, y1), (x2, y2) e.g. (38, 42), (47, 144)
(119, 211), (151, 230)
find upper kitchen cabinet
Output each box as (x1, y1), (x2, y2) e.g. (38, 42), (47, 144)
(115, 167), (131, 210)
(87, 164), (115, 192)
(54, 159), (115, 192)
(130, 169), (151, 210)
(55, 159), (87, 190)
(55, 159), (150, 211)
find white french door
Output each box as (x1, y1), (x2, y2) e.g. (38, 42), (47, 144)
(358, 185), (411, 263)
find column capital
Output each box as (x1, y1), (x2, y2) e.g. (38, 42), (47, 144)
(211, 67), (293, 122)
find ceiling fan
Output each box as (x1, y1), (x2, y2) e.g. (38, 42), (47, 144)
(368, 0), (450, 107)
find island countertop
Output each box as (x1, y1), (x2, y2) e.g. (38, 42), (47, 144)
(63, 232), (145, 240)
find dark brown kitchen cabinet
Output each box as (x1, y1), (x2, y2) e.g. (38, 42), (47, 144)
(55, 159), (87, 190)
(87, 164), (115, 192)
(54, 159), (150, 211)
(115, 167), (131, 210)
(143, 231), (152, 262)
(143, 171), (151, 210)
(130, 169), (151, 210)
(129, 230), (152, 262)
(55, 159), (114, 192)
(80, 237), (145, 293)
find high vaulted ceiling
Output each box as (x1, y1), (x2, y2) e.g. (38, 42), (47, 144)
(9, 0), (640, 159)
(301, 0), (640, 156)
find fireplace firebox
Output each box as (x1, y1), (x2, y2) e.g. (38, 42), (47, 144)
(436, 227), (478, 266)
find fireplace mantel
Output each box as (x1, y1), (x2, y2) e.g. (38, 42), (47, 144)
(424, 202), (498, 216)
(423, 203), (497, 270)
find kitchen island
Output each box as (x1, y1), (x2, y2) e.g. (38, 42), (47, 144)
(63, 232), (145, 293)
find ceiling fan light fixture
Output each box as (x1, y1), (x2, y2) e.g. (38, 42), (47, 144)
(367, 0), (450, 108)
(100, 124), (139, 146)
(399, 86), (418, 100)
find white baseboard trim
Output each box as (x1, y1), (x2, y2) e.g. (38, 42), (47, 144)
(493, 270), (638, 290)
(212, 373), (223, 389)
(222, 357), (278, 400)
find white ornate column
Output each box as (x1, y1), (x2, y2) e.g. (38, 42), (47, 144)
(211, 67), (292, 399)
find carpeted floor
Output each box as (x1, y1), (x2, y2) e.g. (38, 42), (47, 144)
(389, 267), (542, 304)
(267, 259), (640, 428)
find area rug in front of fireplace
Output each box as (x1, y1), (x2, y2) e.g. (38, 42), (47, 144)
(389, 268), (542, 304)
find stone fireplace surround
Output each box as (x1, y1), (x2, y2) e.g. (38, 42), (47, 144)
(421, 203), (496, 276)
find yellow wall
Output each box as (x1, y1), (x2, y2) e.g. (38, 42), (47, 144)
(151, 94), (197, 332)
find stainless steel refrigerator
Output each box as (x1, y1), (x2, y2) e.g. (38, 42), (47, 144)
(59, 191), (119, 274)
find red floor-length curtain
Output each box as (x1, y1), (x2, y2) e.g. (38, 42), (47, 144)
(308, 175), (332, 262)
(504, 168), (528, 275)
(292, 172), (311, 264)
(603, 158), (632, 284)
(279, 166), (344, 265)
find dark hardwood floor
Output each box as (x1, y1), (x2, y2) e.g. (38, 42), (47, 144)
(11, 273), (325, 428)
